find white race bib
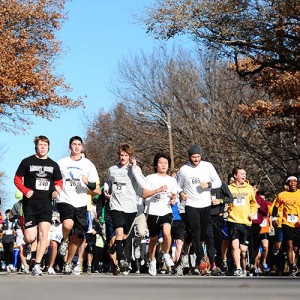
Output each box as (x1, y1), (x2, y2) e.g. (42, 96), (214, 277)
(114, 182), (126, 194)
(190, 177), (200, 187)
(287, 214), (298, 223)
(260, 219), (267, 227)
(233, 197), (245, 207)
(36, 178), (50, 191)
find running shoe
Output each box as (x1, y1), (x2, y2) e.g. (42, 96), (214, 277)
(192, 268), (200, 275)
(63, 262), (73, 275)
(32, 264), (43, 276)
(47, 267), (56, 275)
(233, 268), (243, 277)
(175, 264), (183, 276)
(58, 239), (69, 257)
(211, 267), (222, 276)
(221, 260), (228, 274)
(261, 262), (270, 272)
(113, 264), (120, 276)
(86, 266), (92, 274)
(289, 265), (298, 277)
(23, 265), (30, 274)
(119, 260), (128, 273)
(73, 265), (81, 276)
(163, 253), (174, 268)
(148, 259), (157, 276)
(6, 265), (10, 274)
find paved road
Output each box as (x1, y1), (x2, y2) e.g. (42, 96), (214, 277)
(0, 273), (299, 300)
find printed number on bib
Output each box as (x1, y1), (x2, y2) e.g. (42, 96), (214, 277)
(233, 197), (245, 207)
(287, 214), (298, 223)
(114, 183), (126, 194)
(36, 178), (50, 191)
(191, 177), (200, 187)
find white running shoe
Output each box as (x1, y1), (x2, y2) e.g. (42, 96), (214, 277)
(32, 264), (43, 276)
(48, 267), (56, 275)
(163, 253), (174, 268)
(73, 265), (81, 276)
(148, 259), (157, 276)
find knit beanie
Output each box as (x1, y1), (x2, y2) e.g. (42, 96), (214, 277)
(188, 144), (201, 157)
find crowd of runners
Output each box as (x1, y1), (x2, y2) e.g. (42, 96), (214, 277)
(0, 135), (299, 277)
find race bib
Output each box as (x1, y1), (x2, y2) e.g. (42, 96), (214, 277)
(260, 219), (267, 227)
(5, 230), (13, 235)
(66, 179), (79, 191)
(287, 214), (298, 223)
(233, 197), (245, 207)
(114, 182), (126, 194)
(190, 177), (200, 187)
(36, 178), (50, 191)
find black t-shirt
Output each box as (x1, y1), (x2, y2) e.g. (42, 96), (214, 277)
(16, 155), (62, 205)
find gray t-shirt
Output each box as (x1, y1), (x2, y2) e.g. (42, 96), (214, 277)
(104, 164), (144, 213)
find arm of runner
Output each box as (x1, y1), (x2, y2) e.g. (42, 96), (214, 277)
(14, 175), (33, 198)
(142, 185), (168, 198)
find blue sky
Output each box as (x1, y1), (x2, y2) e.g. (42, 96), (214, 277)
(0, 0), (173, 210)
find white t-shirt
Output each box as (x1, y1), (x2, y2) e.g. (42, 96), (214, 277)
(177, 161), (222, 208)
(144, 173), (177, 216)
(56, 156), (99, 208)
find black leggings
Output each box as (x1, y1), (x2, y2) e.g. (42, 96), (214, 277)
(185, 206), (211, 264)
(3, 242), (14, 266)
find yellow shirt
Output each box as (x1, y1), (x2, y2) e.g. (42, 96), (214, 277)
(228, 181), (257, 226)
(274, 189), (300, 228)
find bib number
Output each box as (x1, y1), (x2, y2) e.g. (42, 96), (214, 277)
(36, 178), (50, 191)
(233, 197), (245, 207)
(114, 183), (126, 194)
(287, 214), (298, 223)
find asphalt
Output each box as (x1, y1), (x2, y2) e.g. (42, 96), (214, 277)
(0, 272), (299, 300)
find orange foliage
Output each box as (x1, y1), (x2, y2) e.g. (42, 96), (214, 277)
(0, 0), (83, 133)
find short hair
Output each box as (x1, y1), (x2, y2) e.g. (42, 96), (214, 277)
(153, 153), (171, 173)
(34, 135), (50, 152)
(232, 166), (245, 176)
(117, 144), (134, 157)
(69, 136), (83, 147)
(5, 209), (11, 214)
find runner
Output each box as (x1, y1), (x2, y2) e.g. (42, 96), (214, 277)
(227, 166), (257, 276)
(103, 144), (144, 274)
(272, 175), (300, 276)
(56, 136), (101, 275)
(14, 135), (63, 276)
(143, 153), (177, 276)
(177, 144), (222, 275)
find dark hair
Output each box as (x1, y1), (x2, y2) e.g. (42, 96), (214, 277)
(153, 153), (171, 173)
(5, 209), (11, 214)
(231, 166), (245, 176)
(227, 173), (234, 185)
(69, 136), (83, 147)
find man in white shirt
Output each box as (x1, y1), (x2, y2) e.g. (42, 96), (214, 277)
(143, 153), (177, 276)
(177, 144), (221, 275)
(56, 136), (101, 275)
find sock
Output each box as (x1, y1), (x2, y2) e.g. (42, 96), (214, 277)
(115, 240), (124, 262)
